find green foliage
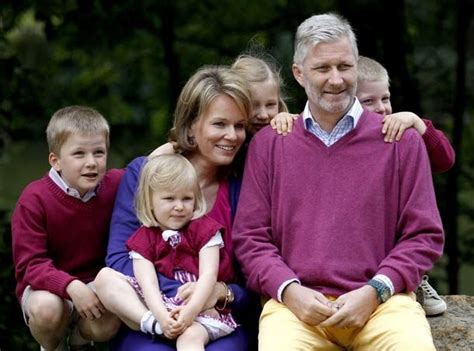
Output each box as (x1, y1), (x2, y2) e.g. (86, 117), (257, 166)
(459, 122), (474, 265)
(0, 208), (37, 350)
(1, 0), (473, 349)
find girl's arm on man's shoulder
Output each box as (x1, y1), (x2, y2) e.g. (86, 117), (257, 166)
(270, 112), (299, 135)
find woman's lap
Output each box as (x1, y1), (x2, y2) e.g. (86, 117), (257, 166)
(109, 325), (248, 351)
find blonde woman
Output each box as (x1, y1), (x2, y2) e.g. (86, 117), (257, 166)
(95, 66), (253, 351)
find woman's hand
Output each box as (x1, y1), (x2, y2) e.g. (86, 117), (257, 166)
(149, 142), (177, 157)
(201, 307), (221, 319)
(175, 281), (226, 311)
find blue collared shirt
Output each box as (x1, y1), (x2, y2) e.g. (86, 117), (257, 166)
(303, 98), (364, 146)
(48, 168), (97, 202)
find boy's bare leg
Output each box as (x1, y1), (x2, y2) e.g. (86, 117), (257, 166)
(78, 310), (122, 342)
(94, 267), (148, 330)
(176, 322), (209, 351)
(26, 290), (71, 350)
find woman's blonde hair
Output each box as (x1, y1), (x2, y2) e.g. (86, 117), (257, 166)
(231, 54), (288, 113)
(169, 65), (251, 154)
(135, 154), (206, 227)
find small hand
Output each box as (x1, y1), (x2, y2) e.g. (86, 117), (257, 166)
(382, 112), (423, 142)
(172, 305), (198, 330)
(270, 113), (298, 136)
(67, 280), (105, 320)
(158, 311), (184, 339)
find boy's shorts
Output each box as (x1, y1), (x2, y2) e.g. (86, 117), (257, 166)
(21, 282), (96, 326)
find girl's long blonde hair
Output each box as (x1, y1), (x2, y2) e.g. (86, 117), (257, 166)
(231, 54), (288, 113)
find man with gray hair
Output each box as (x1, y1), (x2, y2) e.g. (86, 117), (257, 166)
(233, 13), (443, 350)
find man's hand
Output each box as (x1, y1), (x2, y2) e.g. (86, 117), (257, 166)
(66, 280), (105, 320)
(282, 283), (337, 325)
(319, 285), (380, 329)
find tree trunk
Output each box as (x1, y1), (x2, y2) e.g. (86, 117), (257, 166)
(339, 0), (422, 113)
(159, 1), (180, 111)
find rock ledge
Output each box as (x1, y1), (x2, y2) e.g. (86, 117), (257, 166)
(428, 295), (474, 351)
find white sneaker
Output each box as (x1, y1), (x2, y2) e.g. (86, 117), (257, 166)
(416, 275), (447, 316)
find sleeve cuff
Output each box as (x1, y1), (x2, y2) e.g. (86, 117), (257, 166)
(277, 279), (300, 302)
(373, 274), (395, 295)
(421, 119), (441, 146)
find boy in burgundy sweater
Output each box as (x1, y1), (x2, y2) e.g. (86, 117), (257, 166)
(12, 106), (123, 351)
(356, 55), (453, 315)
(356, 55), (455, 173)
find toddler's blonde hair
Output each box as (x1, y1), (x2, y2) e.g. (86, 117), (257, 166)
(135, 154), (206, 227)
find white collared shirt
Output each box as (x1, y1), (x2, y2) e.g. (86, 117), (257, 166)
(48, 168), (97, 202)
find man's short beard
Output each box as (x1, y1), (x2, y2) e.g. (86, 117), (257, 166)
(318, 94), (353, 114)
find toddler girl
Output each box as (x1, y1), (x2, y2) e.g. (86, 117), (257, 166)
(126, 154), (236, 350)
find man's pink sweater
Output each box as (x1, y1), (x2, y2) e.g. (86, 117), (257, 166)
(233, 110), (444, 300)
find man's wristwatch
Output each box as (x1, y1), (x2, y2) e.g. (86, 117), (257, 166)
(367, 279), (392, 303)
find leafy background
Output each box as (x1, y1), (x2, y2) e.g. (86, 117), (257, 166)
(1, 0), (473, 349)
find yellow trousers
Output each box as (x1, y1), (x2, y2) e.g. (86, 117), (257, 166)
(259, 294), (435, 351)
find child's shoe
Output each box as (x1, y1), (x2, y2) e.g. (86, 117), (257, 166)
(416, 275), (447, 316)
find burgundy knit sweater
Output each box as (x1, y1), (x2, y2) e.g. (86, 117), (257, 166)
(233, 110), (444, 300)
(12, 169), (123, 301)
(127, 215), (234, 282)
(422, 119), (455, 173)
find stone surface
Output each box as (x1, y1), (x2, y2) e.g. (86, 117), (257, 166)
(428, 295), (474, 351)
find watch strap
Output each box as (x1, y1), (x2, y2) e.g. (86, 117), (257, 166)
(367, 278), (391, 303)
